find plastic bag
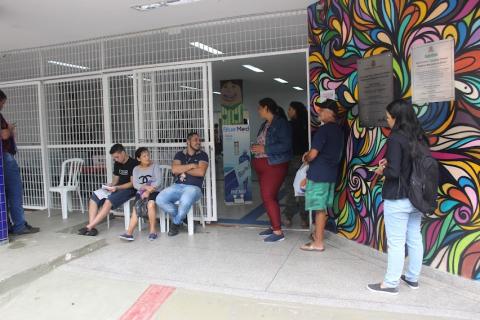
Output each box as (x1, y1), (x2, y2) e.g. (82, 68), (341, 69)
(293, 163), (309, 196)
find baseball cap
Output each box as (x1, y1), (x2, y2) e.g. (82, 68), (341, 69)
(314, 99), (338, 115)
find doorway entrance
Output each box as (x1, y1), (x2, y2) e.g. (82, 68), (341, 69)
(211, 52), (309, 229)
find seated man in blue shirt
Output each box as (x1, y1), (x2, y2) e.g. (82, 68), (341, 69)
(156, 132), (209, 236)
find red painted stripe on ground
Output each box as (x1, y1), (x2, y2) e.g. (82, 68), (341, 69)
(119, 284), (175, 320)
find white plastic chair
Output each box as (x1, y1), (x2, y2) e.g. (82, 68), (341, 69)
(160, 200), (205, 235)
(48, 158), (85, 219)
(107, 198), (134, 230)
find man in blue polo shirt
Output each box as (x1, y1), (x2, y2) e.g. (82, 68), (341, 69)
(156, 131), (209, 236)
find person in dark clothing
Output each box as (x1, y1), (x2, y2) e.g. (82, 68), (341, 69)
(300, 99), (344, 252)
(0, 89), (40, 236)
(283, 101), (309, 228)
(78, 144), (139, 236)
(367, 99), (428, 295)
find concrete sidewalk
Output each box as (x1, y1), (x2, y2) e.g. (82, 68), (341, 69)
(1, 211), (479, 319)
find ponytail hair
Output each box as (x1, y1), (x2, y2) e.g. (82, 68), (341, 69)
(259, 97), (287, 120)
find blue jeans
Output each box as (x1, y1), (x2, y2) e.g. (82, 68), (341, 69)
(155, 184), (201, 225)
(383, 199), (424, 288)
(3, 153), (26, 233)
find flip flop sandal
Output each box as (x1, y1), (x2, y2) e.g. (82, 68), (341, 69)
(300, 242), (325, 252)
(78, 227), (89, 235)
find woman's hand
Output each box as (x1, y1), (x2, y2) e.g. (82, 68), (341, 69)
(375, 159), (388, 175)
(300, 178), (307, 189)
(302, 151), (309, 163)
(251, 144), (265, 154)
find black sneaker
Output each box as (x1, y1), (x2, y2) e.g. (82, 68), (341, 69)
(401, 275), (419, 289)
(24, 222), (39, 231)
(367, 283), (399, 295)
(168, 223), (180, 237)
(13, 226), (40, 235)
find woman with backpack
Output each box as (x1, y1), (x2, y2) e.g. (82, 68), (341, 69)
(367, 99), (429, 295)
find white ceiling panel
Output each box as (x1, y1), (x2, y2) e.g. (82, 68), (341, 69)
(0, 0), (313, 51)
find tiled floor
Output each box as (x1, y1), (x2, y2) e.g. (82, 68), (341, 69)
(1, 211), (479, 319)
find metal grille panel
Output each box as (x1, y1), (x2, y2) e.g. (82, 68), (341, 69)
(110, 75), (136, 144)
(45, 79), (104, 145)
(0, 10), (307, 82)
(16, 148), (45, 208)
(0, 85), (41, 145)
(139, 67), (205, 144)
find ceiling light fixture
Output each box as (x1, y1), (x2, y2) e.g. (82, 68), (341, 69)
(293, 86), (304, 91)
(189, 42), (223, 55)
(132, 0), (201, 11)
(213, 91), (221, 95)
(180, 85), (199, 90)
(47, 60), (89, 70)
(242, 65), (264, 73)
(274, 78), (288, 84)
(127, 75), (152, 82)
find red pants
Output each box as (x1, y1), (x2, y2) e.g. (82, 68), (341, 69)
(252, 158), (289, 231)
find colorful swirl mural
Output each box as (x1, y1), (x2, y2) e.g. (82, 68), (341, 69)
(308, 0), (480, 280)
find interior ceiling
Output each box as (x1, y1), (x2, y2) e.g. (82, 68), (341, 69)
(212, 52), (307, 93)
(0, 0), (312, 51)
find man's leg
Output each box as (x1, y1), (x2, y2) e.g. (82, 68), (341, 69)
(312, 210), (328, 249)
(86, 200), (112, 230)
(301, 181), (332, 251)
(3, 155), (27, 233)
(174, 186), (202, 225)
(126, 209), (139, 236)
(298, 196), (308, 227)
(88, 197), (100, 225)
(85, 189), (134, 232)
(156, 185), (181, 218)
(283, 155), (302, 226)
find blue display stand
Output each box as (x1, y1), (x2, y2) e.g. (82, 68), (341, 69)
(0, 143), (8, 245)
(222, 125), (252, 204)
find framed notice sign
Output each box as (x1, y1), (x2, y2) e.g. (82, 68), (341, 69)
(357, 52), (393, 127)
(411, 38), (455, 104)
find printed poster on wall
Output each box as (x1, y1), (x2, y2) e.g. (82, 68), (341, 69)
(220, 79), (245, 125)
(357, 52), (393, 127)
(222, 125), (252, 205)
(411, 38), (455, 104)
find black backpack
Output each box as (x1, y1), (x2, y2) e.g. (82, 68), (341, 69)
(405, 144), (439, 215)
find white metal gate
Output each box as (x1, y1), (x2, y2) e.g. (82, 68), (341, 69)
(44, 76), (107, 210)
(133, 63), (216, 222)
(103, 63), (216, 221)
(2, 63), (216, 221)
(0, 82), (48, 209)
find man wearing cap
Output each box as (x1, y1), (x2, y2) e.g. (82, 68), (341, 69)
(300, 99), (344, 252)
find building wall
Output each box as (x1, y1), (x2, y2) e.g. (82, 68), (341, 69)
(308, 0), (480, 279)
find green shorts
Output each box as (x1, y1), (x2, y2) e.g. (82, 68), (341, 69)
(305, 180), (335, 211)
